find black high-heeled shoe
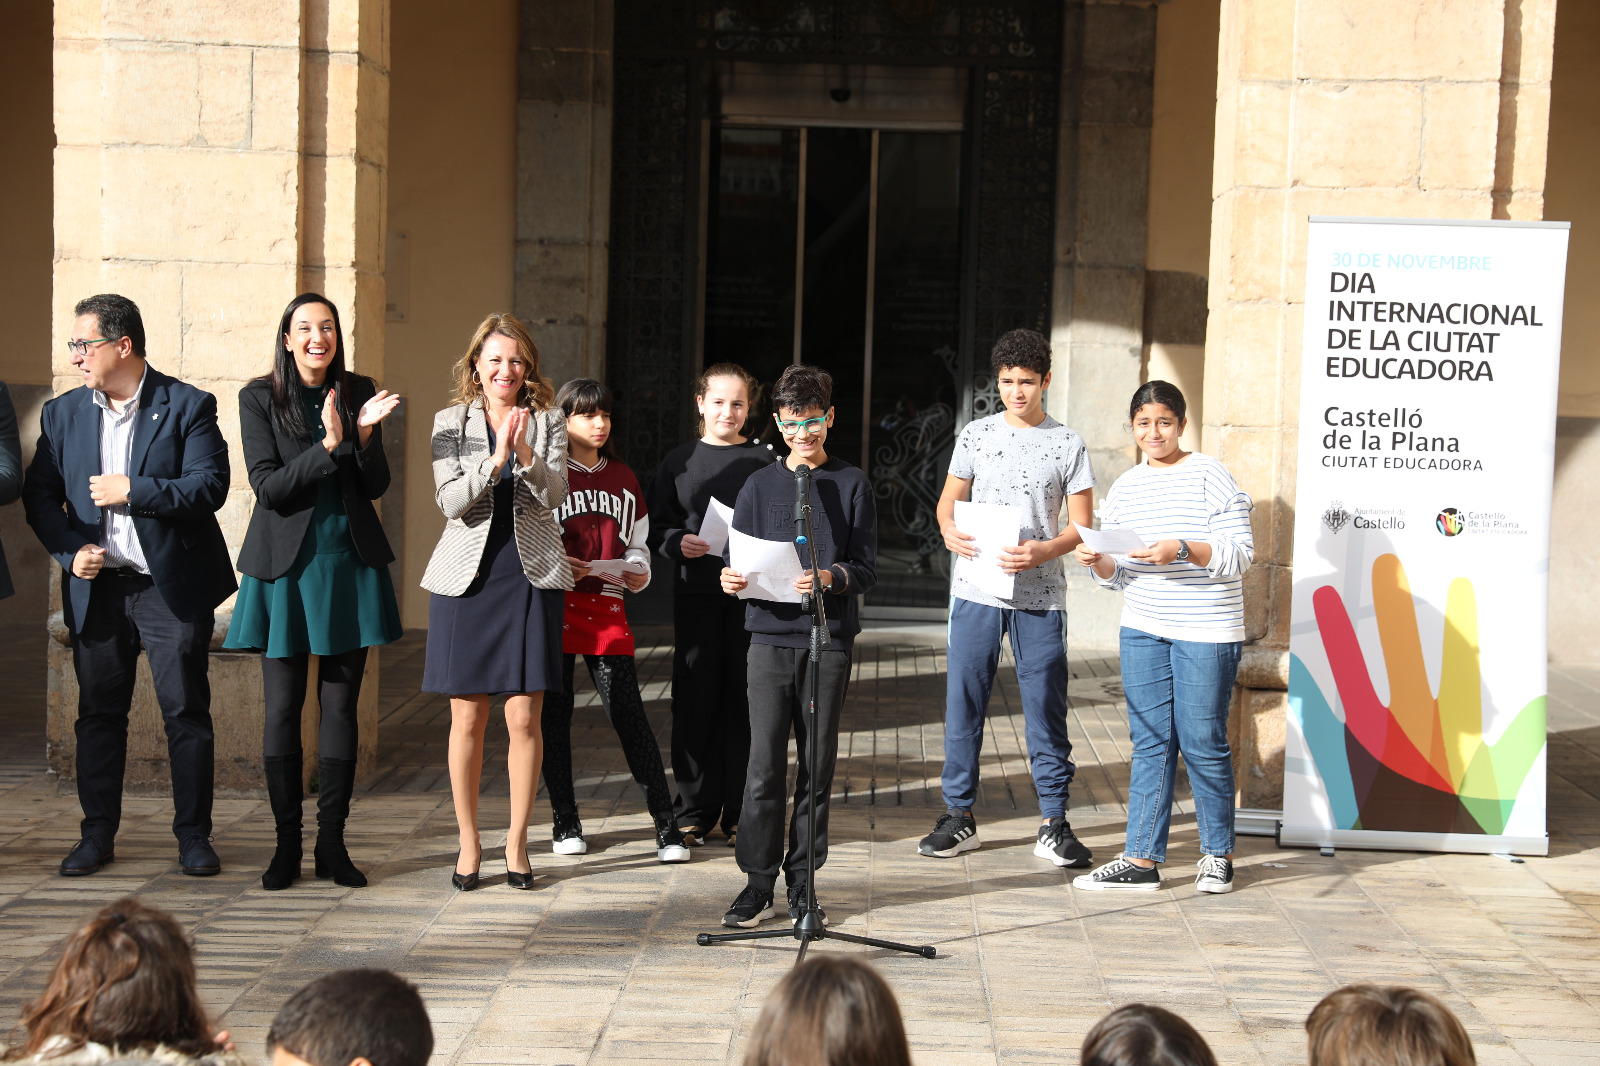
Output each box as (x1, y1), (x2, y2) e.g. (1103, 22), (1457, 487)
(451, 849), (480, 891)
(506, 844), (533, 890)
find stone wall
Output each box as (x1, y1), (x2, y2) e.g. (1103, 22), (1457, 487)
(49, 0), (392, 790)
(1203, 0), (1558, 806)
(515, 0), (613, 386)
(1054, 0), (1161, 650)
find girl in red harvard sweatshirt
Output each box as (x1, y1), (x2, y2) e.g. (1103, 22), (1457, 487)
(540, 378), (689, 863)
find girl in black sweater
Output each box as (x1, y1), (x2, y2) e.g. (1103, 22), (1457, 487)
(645, 364), (773, 846)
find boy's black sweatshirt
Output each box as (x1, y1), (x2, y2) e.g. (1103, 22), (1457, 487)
(646, 438), (774, 594)
(726, 457), (877, 649)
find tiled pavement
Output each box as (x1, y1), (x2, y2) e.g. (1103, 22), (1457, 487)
(1, 626), (1598, 1065)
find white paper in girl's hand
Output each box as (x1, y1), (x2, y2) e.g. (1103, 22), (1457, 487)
(1074, 523), (1147, 555)
(952, 500), (1021, 601)
(728, 527), (804, 603)
(583, 557), (649, 578)
(698, 497), (736, 555)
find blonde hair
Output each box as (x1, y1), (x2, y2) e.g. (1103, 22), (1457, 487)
(1306, 985), (1476, 1066)
(451, 313), (554, 410)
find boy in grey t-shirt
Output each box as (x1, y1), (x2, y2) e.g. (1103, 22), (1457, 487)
(918, 329), (1096, 869)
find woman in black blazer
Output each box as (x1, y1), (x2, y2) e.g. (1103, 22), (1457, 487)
(224, 292), (403, 891)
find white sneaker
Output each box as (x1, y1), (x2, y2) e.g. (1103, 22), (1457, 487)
(655, 822), (691, 863)
(551, 811), (587, 855)
(1195, 854), (1234, 893)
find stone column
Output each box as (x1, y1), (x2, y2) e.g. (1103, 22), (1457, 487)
(515, 0), (613, 384)
(50, 0), (390, 790)
(1204, 0), (1556, 807)
(1055, 1), (1160, 649)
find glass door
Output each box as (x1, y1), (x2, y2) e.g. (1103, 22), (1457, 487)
(701, 125), (964, 616)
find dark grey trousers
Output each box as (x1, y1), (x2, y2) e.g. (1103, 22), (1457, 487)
(736, 641), (852, 892)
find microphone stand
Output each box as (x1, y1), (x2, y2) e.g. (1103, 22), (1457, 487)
(697, 463), (936, 964)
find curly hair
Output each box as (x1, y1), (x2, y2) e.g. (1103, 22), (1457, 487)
(450, 313), (554, 410)
(989, 327), (1051, 377)
(6, 898), (213, 1059)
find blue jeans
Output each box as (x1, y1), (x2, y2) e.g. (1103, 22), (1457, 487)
(943, 598), (1075, 819)
(1121, 628), (1241, 862)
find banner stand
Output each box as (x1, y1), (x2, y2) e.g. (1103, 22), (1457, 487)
(1278, 827), (1549, 856)
(1282, 216), (1567, 859)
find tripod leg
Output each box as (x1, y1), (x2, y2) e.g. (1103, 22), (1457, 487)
(818, 929), (939, 959)
(697, 927), (805, 946)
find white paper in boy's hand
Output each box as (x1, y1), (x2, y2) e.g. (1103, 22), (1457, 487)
(728, 526), (804, 603)
(583, 557), (649, 579)
(697, 497), (735, 555)
(952, 500), (1021, 601)
(1074, 523), (1147, 555)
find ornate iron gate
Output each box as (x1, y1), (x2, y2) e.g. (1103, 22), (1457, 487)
(607, 0), (1066, 477)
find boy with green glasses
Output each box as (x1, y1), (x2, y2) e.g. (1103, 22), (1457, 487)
(717, 363), (877, 928)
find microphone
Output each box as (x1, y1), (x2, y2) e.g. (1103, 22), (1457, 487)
(793, 463), (811, 545)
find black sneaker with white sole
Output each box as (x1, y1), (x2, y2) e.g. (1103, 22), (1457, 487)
(551, 809), (586, 855)
(1073, 856), (1162, 891)
(1194, 854), (1234, 893)
(722, 884), (777, 928)
(918, 810), (979, 858)
(1034, 817), (1093, 868)
(655, 818), (691, 863)
(786, 883), (829, 926)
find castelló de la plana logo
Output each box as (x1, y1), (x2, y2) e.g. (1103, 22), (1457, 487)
(1323, 500), (1351, 534)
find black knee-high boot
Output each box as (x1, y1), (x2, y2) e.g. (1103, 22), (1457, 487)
(261, 752), (303, 890)
(313, 758), (367, 887)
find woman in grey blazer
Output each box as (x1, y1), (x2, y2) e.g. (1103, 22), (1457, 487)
(420, 313), (572, 891)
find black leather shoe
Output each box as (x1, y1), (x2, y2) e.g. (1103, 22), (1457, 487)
(506, 870), (534, 890)
(60, 838), (114, 877)
(179, 837), (221, 876)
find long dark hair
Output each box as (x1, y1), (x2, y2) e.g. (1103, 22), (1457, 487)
(5, 898), (215, 1059)
(556, 378), (620, 462)
(261, 293), (355, 440)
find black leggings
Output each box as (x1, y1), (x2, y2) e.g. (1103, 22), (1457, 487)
(541, 653), (672, 820)
(261, 648), (369, 760)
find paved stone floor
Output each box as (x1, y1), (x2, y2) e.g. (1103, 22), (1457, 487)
(1, 626), (1598, 1065)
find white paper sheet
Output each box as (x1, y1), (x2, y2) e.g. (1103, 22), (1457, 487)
(583, 557), (649, 581)
(728, 526), (805, 603)
(697, 497), (735, 555)
(952, 500), (1021, 601)
(1074, 523), (1147, 555)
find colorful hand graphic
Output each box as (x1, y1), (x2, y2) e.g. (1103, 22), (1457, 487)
(1289, 554), (1544, 835)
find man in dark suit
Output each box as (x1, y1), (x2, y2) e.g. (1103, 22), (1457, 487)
(23, 293), (237, 877)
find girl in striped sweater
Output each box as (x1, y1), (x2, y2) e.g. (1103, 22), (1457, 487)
(1071, 380), (1254, 895)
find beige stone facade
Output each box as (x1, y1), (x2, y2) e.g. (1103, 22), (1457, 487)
(0, 0), (1595, 808)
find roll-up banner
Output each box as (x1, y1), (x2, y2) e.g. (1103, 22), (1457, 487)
(1283, 217), (1568, 856)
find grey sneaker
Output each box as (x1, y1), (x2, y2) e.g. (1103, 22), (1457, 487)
(1194, 854), (1234, 894)
(1073, 856), (1161, 892)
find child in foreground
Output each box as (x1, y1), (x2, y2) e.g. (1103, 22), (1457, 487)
(267, 968), (432, 1066)
(718, 364), (876, 927)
